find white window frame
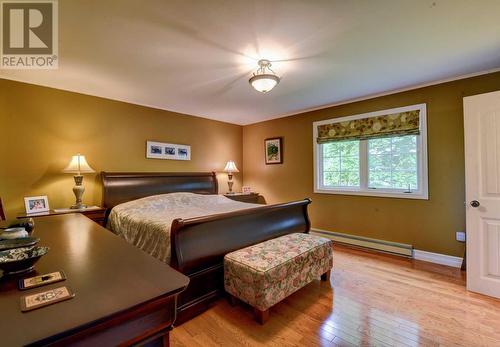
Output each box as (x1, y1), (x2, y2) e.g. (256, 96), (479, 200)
(313, 104), (428, 200)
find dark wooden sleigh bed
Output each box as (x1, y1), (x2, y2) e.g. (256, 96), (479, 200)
(101, 171), (311, 323)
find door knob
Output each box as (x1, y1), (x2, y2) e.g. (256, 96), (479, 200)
(470, 200), (480, 208)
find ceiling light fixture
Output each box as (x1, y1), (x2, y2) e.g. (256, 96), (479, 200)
(249, 59), (280, 93)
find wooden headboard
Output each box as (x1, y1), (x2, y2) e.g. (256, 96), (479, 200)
(101, 172), (218, 209)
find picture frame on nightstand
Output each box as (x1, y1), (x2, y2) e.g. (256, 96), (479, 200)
(242, 186), (253, 194)
(24, 196), (50, 214)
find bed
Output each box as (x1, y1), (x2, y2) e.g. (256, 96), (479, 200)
(101, 172), (312, 323)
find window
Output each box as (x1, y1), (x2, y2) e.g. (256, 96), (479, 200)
(322, 140), (360, 188)
(368, 135), (418, 190)
(314, 104), (428, 199)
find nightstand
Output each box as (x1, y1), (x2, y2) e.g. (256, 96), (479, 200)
(17, 206), (107, 226)
(223, 192), (263, 204)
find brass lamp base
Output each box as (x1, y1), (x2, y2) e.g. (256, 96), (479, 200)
(70, 203), (87, 210)
(70, 175), (87, 210)
(227, 173), (234, 194)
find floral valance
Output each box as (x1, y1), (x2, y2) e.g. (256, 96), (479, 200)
(317, 110), (420, 144)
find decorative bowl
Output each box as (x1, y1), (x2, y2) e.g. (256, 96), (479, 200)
(0, 237), (40, 251)
(15, 218), (35, 233)
(0, 246), (49, 275)
(0, 227), (29, 240)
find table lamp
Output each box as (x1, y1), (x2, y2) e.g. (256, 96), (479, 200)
(63, 154), (95, 209)
(223, 160), (239, 194)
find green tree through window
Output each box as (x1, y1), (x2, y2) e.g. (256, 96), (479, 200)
(323, 140), (360, 187)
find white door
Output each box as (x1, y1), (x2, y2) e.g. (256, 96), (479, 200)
(464, 90), (500, 299)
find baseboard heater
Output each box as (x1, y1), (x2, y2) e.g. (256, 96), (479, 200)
(311, 228), (414, 257)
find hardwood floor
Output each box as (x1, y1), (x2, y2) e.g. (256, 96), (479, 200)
(171, 244), (500, 347)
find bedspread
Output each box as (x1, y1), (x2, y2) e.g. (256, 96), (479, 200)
(107, 192), (260, 263)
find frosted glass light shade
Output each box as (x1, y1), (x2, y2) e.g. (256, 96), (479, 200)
(63, 154), (95, 174)
(224, 160), (239, 173)
(249, 74), (280, 93)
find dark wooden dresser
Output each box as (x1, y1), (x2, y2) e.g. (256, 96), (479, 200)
(0, 214), (189, 346)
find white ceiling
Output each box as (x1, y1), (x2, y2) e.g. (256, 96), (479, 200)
(2, 0), (500, 125)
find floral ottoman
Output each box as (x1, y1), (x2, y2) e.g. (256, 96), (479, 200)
(224, 233), (333, 324)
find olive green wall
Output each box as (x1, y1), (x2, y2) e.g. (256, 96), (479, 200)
(243, 72), (500, 257)
(3, 73), (500, 257)
(0, 79), (242, 219)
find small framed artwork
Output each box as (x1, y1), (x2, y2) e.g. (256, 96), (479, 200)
(24, 196), (50, 214)
(164, 146), (176, 159)
(264, 137), (283, 165)
(242, 186), (253, 194)
(146, 141), (191, 161)
(147, 142), (164, 159)
(176, 145), (191, 161)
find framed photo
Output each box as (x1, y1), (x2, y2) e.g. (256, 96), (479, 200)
(176, 145), (191, 160)
(146, 141), (164, 159)
(24, 196), (50, 214)
(165, 146), (176, 156)
(146, 141), (191, 161)
(265, 137), (283, 165)
(242, 186), (253, 194)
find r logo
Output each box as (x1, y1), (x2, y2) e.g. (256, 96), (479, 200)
(2, 2), (53, 54)
(1, 0), (57, 68)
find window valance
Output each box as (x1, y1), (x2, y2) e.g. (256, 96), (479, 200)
(316, 110), (420, 144)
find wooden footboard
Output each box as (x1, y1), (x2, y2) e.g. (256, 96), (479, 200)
(170, 198), (312, 324)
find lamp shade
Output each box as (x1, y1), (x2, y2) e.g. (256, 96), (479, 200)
(249, 74), (280, 93)
(249, 59), (280, 93)
(63, 154), (95, 174)
(224, 160), (239, 173)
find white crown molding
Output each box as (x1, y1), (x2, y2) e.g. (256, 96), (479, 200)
(246, 67), (500, 125)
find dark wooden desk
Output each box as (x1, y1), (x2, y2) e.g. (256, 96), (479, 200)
(0, 214), (189, 346)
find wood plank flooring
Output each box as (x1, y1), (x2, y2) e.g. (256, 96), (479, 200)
(171, 245), (500, 346)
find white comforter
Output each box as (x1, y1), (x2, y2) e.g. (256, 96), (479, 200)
(107, 193), (260, 263)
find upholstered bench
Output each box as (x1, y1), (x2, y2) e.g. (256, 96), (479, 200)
(224, 233), (333, 324)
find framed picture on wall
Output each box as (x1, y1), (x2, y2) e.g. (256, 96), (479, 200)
(265, 137), (283, 165)
(176, 145), (191, 161)
(146, 141), (191, 161)
(24, 196), (50, 214)
(146, 141), (164, 159)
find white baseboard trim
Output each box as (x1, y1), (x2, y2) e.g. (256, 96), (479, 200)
(413, 249), (463, 268)
(311, 228), (413, 257)
(311, 228), (463, 268)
